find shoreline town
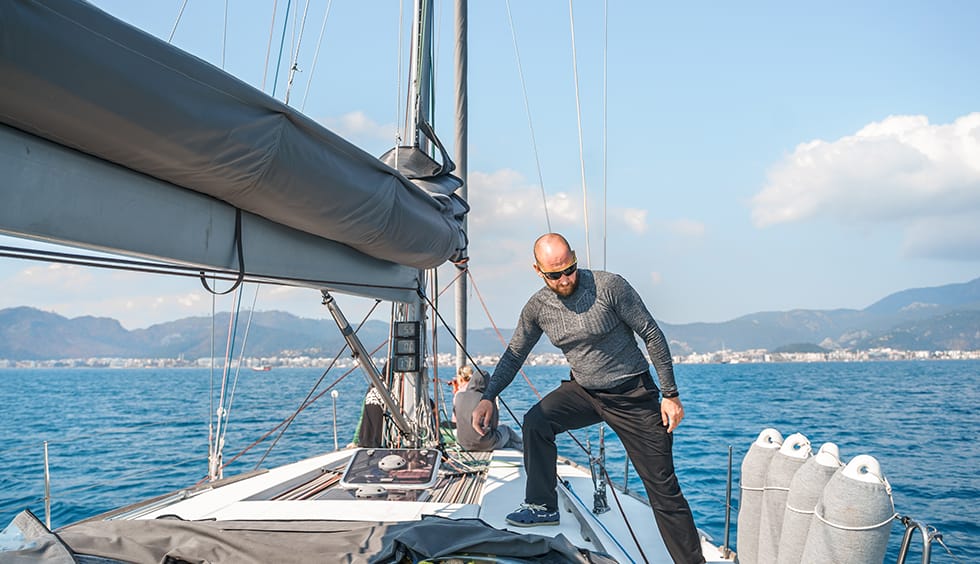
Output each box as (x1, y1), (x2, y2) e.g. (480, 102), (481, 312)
(3, 347), (980, 370)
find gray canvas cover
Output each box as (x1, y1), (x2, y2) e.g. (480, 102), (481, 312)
(0, 512), (616, 564)
(0, 510), (74, 564)
(0, 0), (467, 270)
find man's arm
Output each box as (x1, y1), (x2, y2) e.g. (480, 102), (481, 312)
(480, 300), (544, 402)
(610, 274), (678, 397)
(472, 299), (544, 435)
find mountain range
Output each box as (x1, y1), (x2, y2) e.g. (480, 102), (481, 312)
(1, 278), (979, 361)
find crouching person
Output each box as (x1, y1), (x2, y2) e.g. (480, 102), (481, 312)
(453, 369), (522, 451)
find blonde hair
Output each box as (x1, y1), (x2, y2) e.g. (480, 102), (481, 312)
(457, 366), (473, 381)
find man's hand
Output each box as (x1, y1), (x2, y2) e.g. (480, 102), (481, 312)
(661, 397), (684, 433)
(471, 399), (494, 436)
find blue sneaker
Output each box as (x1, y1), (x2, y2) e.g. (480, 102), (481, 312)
(505, 503), (560, 527)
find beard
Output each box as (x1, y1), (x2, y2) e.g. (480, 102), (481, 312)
(549, 276), (578, 297)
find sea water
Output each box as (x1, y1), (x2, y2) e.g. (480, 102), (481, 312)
(1, 361), (977, 562)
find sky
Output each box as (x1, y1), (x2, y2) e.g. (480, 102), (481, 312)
(2, 0), (979, 331)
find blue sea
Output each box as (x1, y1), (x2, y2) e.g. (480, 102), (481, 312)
(1, 361), (977, 562)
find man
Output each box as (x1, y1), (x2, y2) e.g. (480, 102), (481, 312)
(471, 233), (704, 564)
(454, 369), (522, 451)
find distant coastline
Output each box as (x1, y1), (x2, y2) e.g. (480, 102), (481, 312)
(3, 347), (979, 370)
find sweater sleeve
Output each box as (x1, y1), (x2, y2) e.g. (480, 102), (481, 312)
(610, 274), (678, 396)
(481, 297), (544, 401)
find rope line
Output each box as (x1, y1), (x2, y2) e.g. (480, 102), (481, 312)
(600, 466), (650, 564)
(221, 0), (229, 69)
(261, 0), (280, 92)
(270, 0), (293, 98)
(0, 245), (417, 294)
(208, 276), (217, 477)
(218, 285), (263, 452)
(464, 269), (542, 399)
(562, 480), (637, 563)
(934, 535), (965, 563)
(210, 357), (361, 480)
(300, 0), (334, 111)
(601, 0), (608, 270)
(393, 0), (406, 162)
(199, 209), (245, 296)
(504, 0), (551, 232)
(567, 0), (591, 268)
(252, 302), (384, 469)
(209, 282), (244, 479)
(167, 0), (189, 43)
(283, 0), (312, 104)
(813, 509), (898, 531)
(416, 288), (523, 429)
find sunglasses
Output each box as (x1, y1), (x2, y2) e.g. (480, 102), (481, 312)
(540, 262), (577, 280)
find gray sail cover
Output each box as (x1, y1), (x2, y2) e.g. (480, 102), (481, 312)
(1, 511), (615, 564)
(0, 0), (467, 270)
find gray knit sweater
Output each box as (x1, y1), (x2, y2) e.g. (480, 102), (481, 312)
(482, 269), (678, 401)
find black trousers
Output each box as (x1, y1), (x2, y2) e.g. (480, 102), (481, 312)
(522, 372), (705, 564)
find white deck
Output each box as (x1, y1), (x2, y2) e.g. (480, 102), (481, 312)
(126, 447), (730, 563)
(480, 450), (730, 563)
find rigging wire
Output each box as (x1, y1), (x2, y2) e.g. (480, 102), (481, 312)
(601, 465), (651, 563)
(270, 0), (293, 98)
(167, 0), (189, 43)
(218, 284), (262, 453)
(562, 481), (637, 563)
(207, 276), (217, 479)
(428, 266), (471, 436)
(211, 353), (366, 479)
(394, 0), (406, 162)
(504, 0), (552, 232)
(567, 0), (592, 268)
(253, 300), (384, 469)
(209, 282), (244, 480)
(430, 0), (442, 134)
(429, 267), (442, 437)
(300, 0), (335, 111)
(284, 0), (312, 104)
(221, 0), (229, 69)
(602, 0), (608, 271)
(261, 0), (280, 92)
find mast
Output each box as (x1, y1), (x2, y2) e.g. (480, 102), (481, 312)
(453, 0), (468, 373)
(391, 0), (437, 447)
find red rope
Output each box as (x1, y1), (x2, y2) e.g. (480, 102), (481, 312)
(466, 268), (543, 399)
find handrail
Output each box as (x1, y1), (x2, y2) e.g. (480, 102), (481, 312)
(722, 445), (734, 559)
(895, 515), (942, 564)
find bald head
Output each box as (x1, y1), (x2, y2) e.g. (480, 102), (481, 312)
(532, 234), (578, 296)
(533, 233), (572, 266)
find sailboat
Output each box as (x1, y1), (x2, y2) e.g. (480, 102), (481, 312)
(0, 1), (940, 563)
(0, 0), (732, 561)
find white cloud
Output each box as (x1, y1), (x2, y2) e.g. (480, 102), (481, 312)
(751, 112), (980, 259)
(175, 293), (202, 308)
(466, 169), (580, 227)
(619, 208), (648, 234)
(319, 111), (395, 146)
